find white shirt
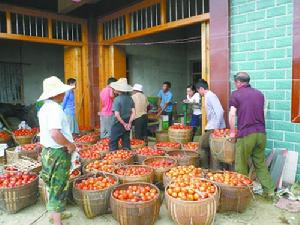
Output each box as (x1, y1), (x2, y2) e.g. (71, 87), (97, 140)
(38, 100), (73, 148)
(204, 91), (226, 130)
(186, 93), (202, 115)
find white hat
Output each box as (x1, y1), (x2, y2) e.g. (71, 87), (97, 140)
(38, 76), (73, 101)
(133, 84), (143, 92)
(110, 78), (133, 92)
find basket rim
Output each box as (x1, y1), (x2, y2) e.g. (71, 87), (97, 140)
(206, 171), (253, 188)
(0, 173), (38, 191)
(166, 150), (199, 157)
(110, 182), (160, 204)
(73, 172), (119, 193)
(142, 156), (177, 167)
(165, 178), (219, 203)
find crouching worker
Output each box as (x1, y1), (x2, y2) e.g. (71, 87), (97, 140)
(38, 76), (76, 225)
(109, 78), (135, 151)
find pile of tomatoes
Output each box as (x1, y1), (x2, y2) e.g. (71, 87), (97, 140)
(76, 175), (116, 191)
(165, 165), (202, 180)
(75, 134), (96, 143)
(70, 169), (81, 179)
(118, 139), (144, 147)
(19, 143), (41, 151)
(99, 138), (110, 145)
(169, 124), (192, 130)
(155, 142), (181, 149)
(113, 185), (158, 202)
(79, 149), (100, 159)
(103, 150), (133, 162)
(0, 172), (37, 188)
(90, 143), (109, 152)
(182, 142), (199, 151)
(145, 157), (176, 168)
(12, 129), (38, 137)
(211, 128), (236, 138)
(85, 160), (117, 173)
(207, 171), (252, 186)
(136, 147), (164, 156)
(166, 177), (216, 201)
(0, 131), (9, 140)
(116, 166), (152, 177)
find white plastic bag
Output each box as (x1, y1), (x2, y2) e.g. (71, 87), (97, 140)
(18, 121), (31, 130)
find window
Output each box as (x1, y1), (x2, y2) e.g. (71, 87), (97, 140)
(292, 0), (300, 123)
(0, 62), (23, 103)
(190, 60), (202, 85)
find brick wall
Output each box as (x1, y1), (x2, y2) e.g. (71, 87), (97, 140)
(230, 0), (300, 180)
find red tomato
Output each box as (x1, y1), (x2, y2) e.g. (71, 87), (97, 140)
(113, 184), (158, 202)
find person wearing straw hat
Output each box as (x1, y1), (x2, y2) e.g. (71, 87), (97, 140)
(109, 78), (135, 150)
(38, 76), (75, 225)
(132, 84), (149, 143)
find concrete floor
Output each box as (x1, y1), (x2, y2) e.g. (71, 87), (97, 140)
(0, 195), (299, 225)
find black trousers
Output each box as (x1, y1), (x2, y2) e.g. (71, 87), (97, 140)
(109, 119), (130, 151)
(134, 114), (148, 140)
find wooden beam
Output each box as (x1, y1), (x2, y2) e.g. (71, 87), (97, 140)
(160, 0), (167, 24)
(0, 33), (83, 46)
(6, 11), (11, 34)
(101, 14), (209, 45)
(0, 3), (85, 24)
(125, 14), (131, 34)
(98, 0), (161, 23)
(48, 17), (53, 39)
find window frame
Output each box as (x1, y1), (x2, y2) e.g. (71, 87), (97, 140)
(292, 0), (300, 123)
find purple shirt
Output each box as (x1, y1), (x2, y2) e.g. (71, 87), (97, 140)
(229, 84), (265, 138)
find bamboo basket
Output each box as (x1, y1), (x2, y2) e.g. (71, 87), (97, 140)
(166, 150), (199, 167)
(0, 133), (10, 144)
(5, 157), (42, 174)
(143, 156), (177, 184)
(209, 136), (235, 164)
(110, 182), (161, 225)
(73, 172), (119, 218)
(209, 172), (253, 213)
(14, 135), (34, 145)
(168, 127), (192, 144)
(155, 131), (169, 142)
(104, 151), (135, 165)
(165, 180), (219, 225)
(0, 175), (39, 213)
(115, 165), (154, 184)
(6, 146), (42, 163)
(80, 157), (101, 167)
(131, 143), (145, 150)
(83, 160), (119, 174)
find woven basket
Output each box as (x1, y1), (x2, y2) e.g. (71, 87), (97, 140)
(110, 182), (161, 225)
(0, 175), (39, 213)
(14, 135), (34, 145)
(131, 143), (145, 150)
(154, 143), (181, 152)
(6, 146), (42, 164)
(168, 127), (192, 144)
(83, 160), (120, 174)
(166, 150), (200, 167)
(115, 165), (154, 184)
(165, 180), (219, 225)
(210, 136), (235, 164)
(73, 172), (119, 218)
(5, 157), (42, 174)
(136, 151), (165, 164)
(143, 156), (177, 184)
(0, 133), (10, 144)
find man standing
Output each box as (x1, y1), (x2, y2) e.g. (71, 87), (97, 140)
(38, 76), (76, 225)
(62, 78), (79, 134)
(157, 81), (173, 125)
(99, 77), (117, 138)
(196, 79), (226, 168)
(132, 84), (149, 142)
(109, 78), (135, 151)
(229, 72), (274, 197)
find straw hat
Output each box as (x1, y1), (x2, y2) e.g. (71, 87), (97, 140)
(133, 84), (143, 92)
(110, 78), (133, 92)
(38, 76), (73, 101)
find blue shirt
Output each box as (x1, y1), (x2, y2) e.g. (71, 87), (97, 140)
(158, 90), (173, 112)
(62, 90), (75, 115)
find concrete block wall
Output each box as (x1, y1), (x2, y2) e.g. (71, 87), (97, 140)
(230, 0), (300, 180)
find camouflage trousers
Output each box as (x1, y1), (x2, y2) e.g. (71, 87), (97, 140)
(40, 147), (71, 212)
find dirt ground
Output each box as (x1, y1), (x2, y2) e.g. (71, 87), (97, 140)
(0, 195), (299, 225)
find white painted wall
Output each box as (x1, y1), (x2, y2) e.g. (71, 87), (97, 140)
(0, 40), (64, 105)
